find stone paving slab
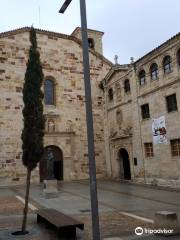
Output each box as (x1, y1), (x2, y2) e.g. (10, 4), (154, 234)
(0, 197), (32, 215)
(1, 181), (180, 239)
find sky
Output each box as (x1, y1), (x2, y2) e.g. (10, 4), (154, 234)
(1, 0), (180, 64)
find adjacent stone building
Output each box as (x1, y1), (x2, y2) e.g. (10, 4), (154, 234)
(103, 33), (180, 187)
(0, 27), (112, 185)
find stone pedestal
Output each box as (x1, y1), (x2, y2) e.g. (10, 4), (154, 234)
(154, 211), (180, 236)
(43, 180), (59, 199)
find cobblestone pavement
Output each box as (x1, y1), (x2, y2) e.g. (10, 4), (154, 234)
(0, 180), (180, 239)
(0, 210), (152, 240)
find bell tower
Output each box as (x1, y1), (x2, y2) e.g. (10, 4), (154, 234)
(71, 27), (104, 55)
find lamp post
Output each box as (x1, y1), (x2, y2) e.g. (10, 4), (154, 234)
(59, 1), (100, 240)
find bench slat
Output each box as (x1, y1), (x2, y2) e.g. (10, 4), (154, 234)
(37, 208), (84, 230)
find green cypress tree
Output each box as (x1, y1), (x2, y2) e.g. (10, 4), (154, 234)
(21, 27), (45, 233)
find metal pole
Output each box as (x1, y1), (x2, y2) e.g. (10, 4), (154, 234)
(79, 0), (101, 239)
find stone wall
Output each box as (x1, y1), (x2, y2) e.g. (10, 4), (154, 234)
(0, 28), (111, 185)
(103, 34), (180, 187)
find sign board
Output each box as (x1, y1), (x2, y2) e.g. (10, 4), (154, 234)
(152, 116), (167, 144)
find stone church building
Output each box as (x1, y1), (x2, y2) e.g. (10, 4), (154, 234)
(0, 27), (112, 185)
(0, 26), (180, 187)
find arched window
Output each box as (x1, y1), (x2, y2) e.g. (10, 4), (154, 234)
(124, 79), (131, 93)
(88, 38), (95, 49)
(139, 70), (146, 86)
(108, 88), (113, 101)
(177, 48), (180, 66)
(163, 55), (172, 74)
(150, 63), (158, 80)
(44, 79), (55, 105)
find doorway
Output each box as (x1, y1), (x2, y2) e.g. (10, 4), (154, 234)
(118, 148), (131, 180)
(39, 145), (63, 182)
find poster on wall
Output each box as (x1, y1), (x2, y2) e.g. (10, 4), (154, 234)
(152, 116), (168, 144)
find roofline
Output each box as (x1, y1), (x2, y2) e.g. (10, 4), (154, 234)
(135, 32), (180, 64)
(71, 27), (104, 36)
(0, 26), (71, 40)
(103, 64), (131, 83)
(0, 27), (112, 66)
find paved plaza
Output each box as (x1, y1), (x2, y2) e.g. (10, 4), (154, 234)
(0, 180), (180, 239)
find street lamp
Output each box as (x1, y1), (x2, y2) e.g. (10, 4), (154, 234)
(59, 1), (100, 240)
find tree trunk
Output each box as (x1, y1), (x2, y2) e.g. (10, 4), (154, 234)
(21, 168), (31, 233)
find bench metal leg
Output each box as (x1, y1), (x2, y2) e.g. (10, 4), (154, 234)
(58, 226), (76, 239)
(37, 214), (44, 223)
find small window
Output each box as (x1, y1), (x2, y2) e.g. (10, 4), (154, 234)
(144, 143), (154, 157)
(108, 88), (113, 101)
(139, 70), (146, 86)
(166, 94), (177, 112)
(163, 56), (172, 74)
(177, 48), (180, 66)
(134, 158), (137, 166)
(171, 139), (180, 156)
(44, 79), (55, 105)
(141, 104), (150, 119)
(124, 79), (131, 93)
(88, 38), (95, 49)
(150, 63), (158, 80)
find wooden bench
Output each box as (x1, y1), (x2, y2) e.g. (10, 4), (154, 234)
(37, 208), (84, 239)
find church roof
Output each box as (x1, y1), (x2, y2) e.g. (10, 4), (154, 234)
(0, 27), (112, 66)
(103, 64), (131, 84)
(71, 27), (104, 36)
(135, 32), (180, 64)
(103, 32), (180, 83)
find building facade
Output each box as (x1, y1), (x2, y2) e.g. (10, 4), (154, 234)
(0, 26), (180, 188)
(0, 27), (112, 185)
(103, 33), (180, 187)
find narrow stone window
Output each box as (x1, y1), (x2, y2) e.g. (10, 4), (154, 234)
(166, 93), (178, 112)
(134, 158), (138, 166)
(171, 139), (180, 156)
(44, 79), (55, 105)
(163, 55), (172, 74)
(150, 63), (158, 80)
(124, 79), (131, 93)
(88, 38), (95, 49)
(108, 88), (113, 101)
(177, 49), (180, 66)
(139, 70), (146, 86)
(144, 143), (154, 157)
(141, 104), (150, 119)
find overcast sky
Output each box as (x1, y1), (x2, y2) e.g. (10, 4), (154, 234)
(1, 0), (180, 63)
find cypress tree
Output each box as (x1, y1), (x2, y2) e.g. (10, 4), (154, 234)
(21, 27), (45, 233)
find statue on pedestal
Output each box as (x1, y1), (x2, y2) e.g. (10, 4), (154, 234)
(46, 148), (55, 180)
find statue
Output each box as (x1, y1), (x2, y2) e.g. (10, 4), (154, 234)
(116, 110), (123, 126)
(116, 84), (121, 100)
(48, 119), (55, 133)
(46, 148), (55, 180)
(114, 55), (119, 65)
